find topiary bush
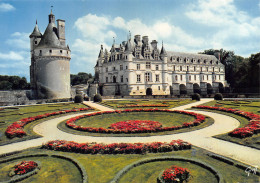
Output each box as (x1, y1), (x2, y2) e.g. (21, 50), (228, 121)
(74, 95), (83, 103)
(93, 94), (102, 102)
(214, 93), (223, 100)
(191, 93), (201, 101)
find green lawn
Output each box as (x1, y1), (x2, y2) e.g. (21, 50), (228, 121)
(58, 112), (214, 137)
(0, 146), (258, 183)
(100, 99), (195, 109)
(193, 100), (260, 149)
(0, 102), (94, 145)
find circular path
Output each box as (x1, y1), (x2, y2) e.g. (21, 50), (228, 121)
(0, 99), (259, 167)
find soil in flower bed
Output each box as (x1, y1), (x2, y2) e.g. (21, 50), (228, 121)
(0, 156), (82, 183)
(0, 102), (94, 145)
(119, 161), (217, 183)
(58, 112), (214, 137)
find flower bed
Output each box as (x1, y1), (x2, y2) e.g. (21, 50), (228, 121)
(5, 107), (92, 139)
(193, 105), (260, 138)
(110, 120), (162, 131)
(66, 109), (205, 134)
(10, 161), (38, 176)
(42, 139), (192, 154)
(160, 165), (190, 183)
(117, 104), (169, 108)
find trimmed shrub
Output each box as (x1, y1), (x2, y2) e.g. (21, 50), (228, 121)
(93, 94), (102, 102)
(191, 93), (200, 101)
(74, 95), (83, 103)
(84, 96), (89, 101)
(214, 93), (223, 100)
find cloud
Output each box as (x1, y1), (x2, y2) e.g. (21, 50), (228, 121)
(0, 3), (15, 12)
(6, 32), (30, 50)
(0, 51), (24, 60)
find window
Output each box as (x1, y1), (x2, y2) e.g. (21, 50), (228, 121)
(60, 50), (62, 53)
(145, 53), (150, 59)
(121, 75), (123, 82)
(201, 67), (203, 72)
(175, 75), (178, 81)
(125, 55), (128, 59)
(113, 67), (116, 71)
(158, 86), (160, 90)
(187, 66), (189, 71)
(146, 62), (151, 69)
(49, 50), (52, 53)
(39, 50), (42, 56)
(219, 68), (221, 72)
(34, 41), (37, 44)
(120, 65), (123, 71)
(137, 74), (141, 82)
(136, 52), (140, 58)
(203, 75), (204, 80)
(67, 51), (69, 54)
(180, 75), (183, 81)
(156, 65), (159, 70)
(189, 76), (191, 81)
(195, 75), (196, 80)
(207, 75), (209, 80)
(137, 64), (140, 70)
(180, 66), (182, 71)
(213, 67), (215, 72)
(156, 74), (159, 82)
(206, 67), (208, 72)
(154, 54), (158, 60)
(137, 86), (139, 90)
(126, 66), (128, 69)
(173, 66), (175, 71)
(145, 73), (151, 82)
(106, 77), (108, 83)
(106, 67), (108, 72)
(219, 75), (221, 80)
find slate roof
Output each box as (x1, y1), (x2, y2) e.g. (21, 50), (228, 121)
(37, 22), (67, 49)
(167, 51), (218, 61)
(30, 24), (42, 38)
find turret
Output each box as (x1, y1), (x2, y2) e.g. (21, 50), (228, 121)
(48, 10), (55, 23)
(29, 20), (42, 52)
(160, 41), (167, 61)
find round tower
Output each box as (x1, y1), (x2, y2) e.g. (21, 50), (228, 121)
(30, 11), (71, 99)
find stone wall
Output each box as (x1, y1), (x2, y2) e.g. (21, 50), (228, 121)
(0, 90), (31, 106)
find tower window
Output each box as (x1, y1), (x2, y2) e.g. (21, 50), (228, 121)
(49, 50), (52, 53)
(156, 74), (159, 82)
(158, 86), (160, 90)
(175, 75), (178, 81)
(137, 64), (140, 70)
(156, 65), (159, 70)
(180, 75), (183, 81)
(121, 75), (123, 82)
(120, 65), (123, 71)
(146, 62), (151, 69)
(145, 73), (151, 82)
(137, 74), (141, 82)
(180, 66), (182, 71)
(60, 50), (62, 53)
(39, 50), (42, 56)
(34, 41), (37, 44)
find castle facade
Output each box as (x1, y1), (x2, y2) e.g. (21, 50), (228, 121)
(94, 35), (227, 96)
(29, 11), (71, 99)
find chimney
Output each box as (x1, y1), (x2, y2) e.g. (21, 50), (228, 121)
(57, 19), (66, 46)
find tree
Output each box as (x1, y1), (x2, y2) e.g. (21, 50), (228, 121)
(70, 72), (93, 86)
(0, 81), (13, 90)
(0, 75), (30, 90)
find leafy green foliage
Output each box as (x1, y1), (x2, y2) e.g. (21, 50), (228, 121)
(93, 94), (102, 102)
(74, 94), (83, 103)
(214, 93), (223, 100)
(70, 72), (93, 86)
(0, 75), (30, 90)
(191, 93), (200, 101)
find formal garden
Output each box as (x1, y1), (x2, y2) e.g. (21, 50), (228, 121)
(0, 98), (260, 182)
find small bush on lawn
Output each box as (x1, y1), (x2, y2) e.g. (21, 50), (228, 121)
(74, 95), (83, 103)
(84, 96), (89, 101)
(214, 93), (223, 100)
(93, 94), (102, 102)
(191, 93), (200, 101)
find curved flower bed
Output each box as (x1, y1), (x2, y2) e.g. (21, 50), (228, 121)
(193, 105), (260, 138)
(117, 104), (169, 108)
(42, 139), (192, 154)
(160, 165), (190, 183)
(66, 109), (205, 134)
(5, 107), (92, 139)
(110, 120), (162, 131)
(10, 161), (38, 176)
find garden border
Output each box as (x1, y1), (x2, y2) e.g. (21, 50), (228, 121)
(0, 153), (87, 183)
(109, 156), (224, 183)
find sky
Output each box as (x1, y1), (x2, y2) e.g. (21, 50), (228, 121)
(0, 0), (259, 81)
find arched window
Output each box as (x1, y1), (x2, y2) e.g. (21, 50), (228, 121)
(180, 66), (182, 71)
(175, 75), (178, 81)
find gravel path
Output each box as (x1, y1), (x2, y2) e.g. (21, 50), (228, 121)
(1, 99), (259, 167)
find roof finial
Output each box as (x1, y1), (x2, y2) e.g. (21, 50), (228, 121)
(113, 37), (115, 45)
(162, 40), (164, 46)
(128, 30), (131, 40)
(51, 5), (53, 14)
(36, 19), (37, 24)
(101, 44), (103, 50)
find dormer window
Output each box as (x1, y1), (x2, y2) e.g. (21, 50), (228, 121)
(154, 54), (158, 60)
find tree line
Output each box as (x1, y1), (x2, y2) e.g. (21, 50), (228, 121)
(201, 49), (260, 93)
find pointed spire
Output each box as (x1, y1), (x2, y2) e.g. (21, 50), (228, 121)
(125, 38), (132, 53)
(30, 20), (42, 38)
(111, 37), (116, 52)
(160, 40), (167, 56)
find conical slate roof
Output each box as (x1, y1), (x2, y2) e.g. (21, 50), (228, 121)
(30, 22), (42, 38)
(125, 39), (132, 52)
(160, 43), (167, 56)
(37, 22), (66, 49)
(98, 45), (104, 58)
